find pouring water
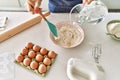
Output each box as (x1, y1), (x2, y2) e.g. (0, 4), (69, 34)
(69, 0), (108, 25)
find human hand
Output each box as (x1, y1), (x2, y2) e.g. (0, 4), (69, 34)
(83, 0), (93, 5)
(25, 0), (42, 14)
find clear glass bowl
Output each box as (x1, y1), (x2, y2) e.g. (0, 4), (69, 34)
(69, 0), (108, 25)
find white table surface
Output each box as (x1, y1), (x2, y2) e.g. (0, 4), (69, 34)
(0, 12), (120, 80)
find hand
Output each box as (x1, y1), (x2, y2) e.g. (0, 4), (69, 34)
(25, 0), (42, 14)
(83, 0), (93, 4)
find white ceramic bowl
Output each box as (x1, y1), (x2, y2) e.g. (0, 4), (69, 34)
(106, 20), (120, 41)
(50, 21), (84, 48)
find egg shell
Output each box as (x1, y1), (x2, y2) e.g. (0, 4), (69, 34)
(28, 50), (36, 58)
(35, 54), (44, 62)
(38, 64), (47, 74)
(15, 54), (24, 63)
(48, 51), (56, 58)
(23, 58), (31, 66)
(33, 45), (41, 52)
(21, 48), (29, 55)
(25, 42), (34, 49)
(15, 42), (58, 77)
(40, 48), (48, 55)
(30, 61), (39, 70)
(43, 57), (51, 66)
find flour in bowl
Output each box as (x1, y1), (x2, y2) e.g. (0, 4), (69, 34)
(55, 25), (81, 47)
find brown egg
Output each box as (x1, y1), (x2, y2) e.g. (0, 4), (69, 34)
(35, 54), (44, 62)
(33, 45), (41, 52)
(43, 57), (51, 66)
(15, 54), (24, 63)
(28, 50), (36, 58)
(38, 64), (47, 74)
(21, 48), (29, 55)
(48, 51), (56, 58)
(40, 48), (48, 55)
(30, 61), (39, 69)
(23, 58), (31, 66)
(25, 42), (34, 49)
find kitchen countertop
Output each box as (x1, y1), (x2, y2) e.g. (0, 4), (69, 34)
(0, 12), (120, 80)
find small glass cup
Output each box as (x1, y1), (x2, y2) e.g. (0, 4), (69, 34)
(69, 0), (108, 25)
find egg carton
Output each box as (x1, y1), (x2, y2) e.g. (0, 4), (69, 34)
(14, 42), (57, 77)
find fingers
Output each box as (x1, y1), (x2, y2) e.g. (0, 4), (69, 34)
(87, 0), (93, 4)
(34, 0), (42, 13)
(83, 0), (93, 4)
(25, 0), (35, 13)
(26, 2), (34, 14)
(25, 0), (42, 14)
(27, 0), (35, 8)
(35, 0), (41, 8)
(83, 0), (87, 4)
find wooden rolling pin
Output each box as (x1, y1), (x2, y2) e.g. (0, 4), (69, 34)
(0, 12), (50, 43)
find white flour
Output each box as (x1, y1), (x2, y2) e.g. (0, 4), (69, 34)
(55, 26), (81, 47)
(109, 23), (120, 37)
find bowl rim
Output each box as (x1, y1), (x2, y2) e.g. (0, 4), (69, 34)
(50, 21), (85, 48)
(106, 20), (120, 40)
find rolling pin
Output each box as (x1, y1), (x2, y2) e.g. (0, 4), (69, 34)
(0, 12), (50, 43)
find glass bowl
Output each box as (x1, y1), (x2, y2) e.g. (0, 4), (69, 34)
(50, 21), (84, 48)
(69, 0), (108, 25)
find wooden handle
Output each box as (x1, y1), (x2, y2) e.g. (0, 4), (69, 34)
(0, 12), (50, 43)
(39, 12), (47, 21)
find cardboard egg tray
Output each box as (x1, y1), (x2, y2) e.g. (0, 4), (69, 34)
(14, 42), (57, 77)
